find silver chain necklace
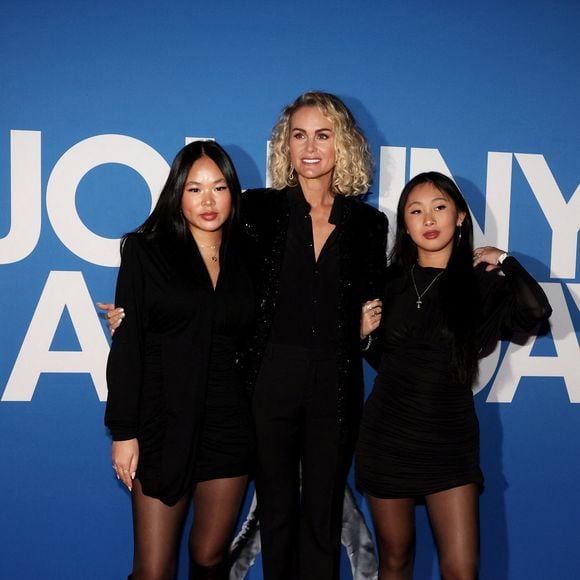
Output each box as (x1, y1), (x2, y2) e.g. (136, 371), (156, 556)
(410, 263), (444, 309)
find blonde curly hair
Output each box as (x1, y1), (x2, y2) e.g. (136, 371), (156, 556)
(269, 91), (373, 196)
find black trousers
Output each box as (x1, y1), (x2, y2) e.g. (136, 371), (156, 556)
(252, 344), (354, 580)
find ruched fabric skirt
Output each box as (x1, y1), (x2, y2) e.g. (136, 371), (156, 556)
(194, 334), (254, 482)
(356, 345), (482, 498)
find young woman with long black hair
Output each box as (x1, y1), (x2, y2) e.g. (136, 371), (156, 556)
(356, 171), (551, 580)
(104, 141), (254, 579)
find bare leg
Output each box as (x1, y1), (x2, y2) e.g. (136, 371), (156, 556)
(131, 478), (190, 580)
(189, 476), (248, 573)
(425, 484), (479, 580)
(367, 495), (415, 580)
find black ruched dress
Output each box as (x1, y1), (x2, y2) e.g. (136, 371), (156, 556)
(355, 257), (551, 498)
(193, 320), (255, 483)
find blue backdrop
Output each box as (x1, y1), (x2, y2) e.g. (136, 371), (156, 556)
(1, 1), (578, 578)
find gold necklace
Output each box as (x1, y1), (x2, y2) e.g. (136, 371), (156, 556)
(410, 263), (444, 309)
(198, 244), (220, 263)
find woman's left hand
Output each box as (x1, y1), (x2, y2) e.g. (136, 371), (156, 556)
(473, 246), (506, 271)
(360, 299), (382, 338)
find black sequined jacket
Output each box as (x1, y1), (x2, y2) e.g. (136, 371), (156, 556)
(238, 186), (388, 432)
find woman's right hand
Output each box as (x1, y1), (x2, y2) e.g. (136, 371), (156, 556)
(360, 299), (382, 338)
(96, 303), (125, 336)
(112, 439), (139, 491)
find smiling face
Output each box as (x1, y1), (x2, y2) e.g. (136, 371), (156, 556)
(288, 106), (336, 186)
(404, 181), (466, 267)
(180, 155), (232, 239)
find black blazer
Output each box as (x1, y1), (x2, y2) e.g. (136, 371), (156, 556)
(239, 186), (388, 431)
(105, 231), (253, 505)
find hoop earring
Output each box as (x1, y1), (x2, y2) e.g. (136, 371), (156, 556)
(289, 165), (295, 182)
(457, 223), (462, 244)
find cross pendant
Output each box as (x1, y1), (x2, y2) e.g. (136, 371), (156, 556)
(416, 298), (422, 309)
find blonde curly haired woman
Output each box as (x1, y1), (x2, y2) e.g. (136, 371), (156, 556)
(239, 91), (387, 580)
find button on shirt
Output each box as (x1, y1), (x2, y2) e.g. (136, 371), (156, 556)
(270, 187), (342, 351)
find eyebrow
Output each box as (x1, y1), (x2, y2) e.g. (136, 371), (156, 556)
(407, 196), (448, 206)
(291, 127), (333, 133)
(185, 178), (227, 186)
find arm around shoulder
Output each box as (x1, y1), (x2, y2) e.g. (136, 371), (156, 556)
(490, 255), (552, 332)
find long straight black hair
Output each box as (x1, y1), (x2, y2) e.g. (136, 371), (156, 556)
(391, 171), (480, 384)
(130, 140), (241, 254)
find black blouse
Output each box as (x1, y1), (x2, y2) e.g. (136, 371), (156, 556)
(269, 187), (342, 351)
(366, 256), (552, 371)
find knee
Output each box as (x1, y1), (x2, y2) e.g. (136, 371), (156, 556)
(379, 551), (414, 574)
(132, 562), (176, 580)
(377, 537), (414, 573)
(190, 545), (225, 568)
(439, 556), (479, 580)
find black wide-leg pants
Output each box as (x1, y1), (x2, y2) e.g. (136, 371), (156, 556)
(252, 344), (354, 580)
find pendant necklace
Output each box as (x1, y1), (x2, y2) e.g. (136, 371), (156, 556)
(198, 244), (220, 263)
(410, 263), (444, 309)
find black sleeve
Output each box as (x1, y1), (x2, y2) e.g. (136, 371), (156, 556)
(500, 257), (552, 328)
(478, 256), (552, 347)
(361, 275), (392, 371)
(360, 209), (389, 301)
(104, 236), (147, 441)
(239, 188), (271, 240)
(361, 329), (382, 371)
(360, 213), (389, 370)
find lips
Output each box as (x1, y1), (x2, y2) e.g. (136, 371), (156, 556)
(301, 158), (320, 164)
(200, 212), (218, 221)
(423, 230), (440, 239)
